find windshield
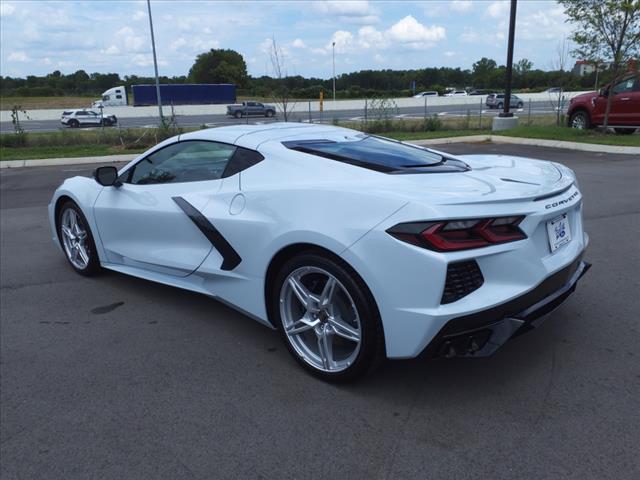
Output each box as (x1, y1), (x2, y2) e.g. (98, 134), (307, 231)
(284, 135), (443, 172)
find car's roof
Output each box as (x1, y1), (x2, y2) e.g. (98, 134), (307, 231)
(180, 123), (361, 150)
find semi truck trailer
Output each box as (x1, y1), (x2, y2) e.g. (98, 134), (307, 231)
(92, 84), (237, 107)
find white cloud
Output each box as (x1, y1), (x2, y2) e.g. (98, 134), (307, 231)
(487, 1), (509, 18)
(292, 38), (306, 48)
(312, 0), (379, 24)
(387, 16), (445, 45)
(323, 15), (445, 55)
(0, 2), (15, 16)
(451, 1), (473, 12)
(328, 30), (355, 53)
(170, 38), (188, 51)
(132, 10), (146, 21)
(101, 45), (120, 55)
(115, 27), (147, 53)
(444, 51), (456, 57)
(357, 25), (385, 49)
(8, 51), (28, 62)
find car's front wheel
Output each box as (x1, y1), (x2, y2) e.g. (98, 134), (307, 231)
(68, 119), (79, 128)
(272, 252), (383, 382)
(265, 110), (274, 118)
(234, 111), (242, 119)
(569, 110), (591, 129)
(57, 201), (101, 276)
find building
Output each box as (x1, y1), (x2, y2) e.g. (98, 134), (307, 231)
(572, 60), (596, 76)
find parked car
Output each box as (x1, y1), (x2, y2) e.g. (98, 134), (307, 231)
(444, 90), (468, 97)
(485, 93), (524, 109)
(61, 109), (117, 128)
(226, 101), (276, 118)
(567, 74), (640, 134)
(413, 91), (439, 98)
(468, 89), (491, 96)
(49, 123), (589, 381)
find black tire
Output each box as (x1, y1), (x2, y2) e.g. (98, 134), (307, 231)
(265, 110), (274, 118)
(569, 110), (591, 129)
(271, 251), (384, 382)
(614, 128), (636, 135)
(516, 102), (523, 109)
(497, 102), (504, 109)
(69, 119), (80, 128)
(234, 111), (242, 119)
(57, 200), (101, 276)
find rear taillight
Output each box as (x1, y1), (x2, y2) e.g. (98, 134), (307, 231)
(387, 216), (526, 251)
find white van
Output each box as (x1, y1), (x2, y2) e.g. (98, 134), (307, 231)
(92, 86), (128, 107)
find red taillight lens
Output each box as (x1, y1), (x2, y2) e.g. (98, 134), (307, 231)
(387, 216), (526, 251)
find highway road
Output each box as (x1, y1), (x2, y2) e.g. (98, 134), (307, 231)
(1, 143), (638, 479)
(0, 100), (563, 133)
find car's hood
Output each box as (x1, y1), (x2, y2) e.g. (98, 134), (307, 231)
(391, 154), (573, 205)
(571, 91), (597, 102)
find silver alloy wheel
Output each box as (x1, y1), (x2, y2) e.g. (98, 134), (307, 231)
(280, 266), (361, 373)
(60, 208), (90, 269)
(571, 113), (586, 129)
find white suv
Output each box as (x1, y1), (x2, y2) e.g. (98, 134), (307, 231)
(61, 109), (117, 128)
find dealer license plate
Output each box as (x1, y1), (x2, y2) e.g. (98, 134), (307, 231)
(547, 213), (571, 252)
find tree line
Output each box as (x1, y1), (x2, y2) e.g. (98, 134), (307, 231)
(0, 51), (617, 101)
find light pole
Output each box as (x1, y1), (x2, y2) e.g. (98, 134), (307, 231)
(332, 41), (336, 102)
(500, 0), (517, 118)
(146, 0), (163, 123)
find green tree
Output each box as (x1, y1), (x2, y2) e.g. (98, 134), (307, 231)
(188, 49), (248, 86)
(559, 0), (640, 129)
(472, 57), (497, 87)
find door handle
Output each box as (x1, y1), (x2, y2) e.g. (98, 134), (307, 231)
(619, 97), (631, 101)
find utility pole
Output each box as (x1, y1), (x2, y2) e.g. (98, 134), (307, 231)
(500, 0), (517, 118)
(146, 0), (163, 123)
(332, 42), (336, 102)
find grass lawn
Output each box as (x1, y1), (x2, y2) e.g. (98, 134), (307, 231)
(497, 125), (640, 146)
(1, 96), (96, 110)
(381, 130), (489, 141)
(1, 145), (145, 161)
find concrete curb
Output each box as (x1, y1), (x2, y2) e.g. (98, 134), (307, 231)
(411, 135), (640, 154)
(1, 135), (638, 169)
(0, 154), (137, 169)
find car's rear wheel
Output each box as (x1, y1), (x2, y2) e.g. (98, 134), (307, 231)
(69, 119), (79, 128)
(497, 102), (503, 109)
(272, 252), (383, 382)
(569, 110), (591, 129)
(234, 111), (242, 119)
(57, 201), (101, 276)
(614, 128), (636, 135)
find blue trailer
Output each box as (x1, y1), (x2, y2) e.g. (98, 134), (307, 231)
(131, 84), (236, 106)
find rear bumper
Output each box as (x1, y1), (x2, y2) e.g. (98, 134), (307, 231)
(422, 255), (591, 358)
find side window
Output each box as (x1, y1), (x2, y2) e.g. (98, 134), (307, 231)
(116, 94), (122, 99)
(128, 141), (237, 185)
(222, 147), (265, 178)
(76, 111), (87, 116)
(612, 78), (635, 95)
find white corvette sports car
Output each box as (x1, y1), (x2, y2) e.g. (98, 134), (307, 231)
(49, 123), (590, 381)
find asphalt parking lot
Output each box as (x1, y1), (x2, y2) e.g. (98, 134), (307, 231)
(1, 143), (639, 479)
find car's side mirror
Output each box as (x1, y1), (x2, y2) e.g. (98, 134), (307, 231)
(598, 88), (608, 97)
(94, 166), (121, 187)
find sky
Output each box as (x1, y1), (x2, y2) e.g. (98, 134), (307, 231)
(0, 0), (576, 79)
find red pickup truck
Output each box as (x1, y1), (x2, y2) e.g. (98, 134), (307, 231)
(567, 74), (640, 134)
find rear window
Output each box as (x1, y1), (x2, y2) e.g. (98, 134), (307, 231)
(283, 135), (469, 173)
(62, 111), (72, 116)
